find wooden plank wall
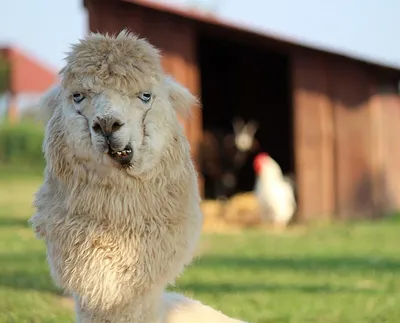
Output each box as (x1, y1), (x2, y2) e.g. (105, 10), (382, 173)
(292, 52), (335, 220)
(376, 89), (400, 213)
(294, 49), (400, 219)
(329, 59), (378, 219)
(85, 0), (203, 190)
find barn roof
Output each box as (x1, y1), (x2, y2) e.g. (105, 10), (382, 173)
(0, 46), (58, 94)
(118, 0), (400, 74)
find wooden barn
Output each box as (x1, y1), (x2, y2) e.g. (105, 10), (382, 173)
(0, 46), (58, 122)
(83, 0), (400, 220)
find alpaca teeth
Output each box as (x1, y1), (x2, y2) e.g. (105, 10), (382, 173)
(110, 148), (131, 158)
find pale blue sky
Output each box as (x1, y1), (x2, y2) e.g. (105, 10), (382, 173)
(0, 0), (399, 72)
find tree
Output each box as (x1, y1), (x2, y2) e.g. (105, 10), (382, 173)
(0, 53), (10, 95)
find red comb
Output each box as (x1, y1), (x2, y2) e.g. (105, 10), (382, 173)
(253, 152), (269, 173)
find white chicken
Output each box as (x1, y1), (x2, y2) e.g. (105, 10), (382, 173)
(252, 152), (297, 228)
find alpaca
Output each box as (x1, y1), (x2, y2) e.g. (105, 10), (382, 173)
(29, 30), (246, 323)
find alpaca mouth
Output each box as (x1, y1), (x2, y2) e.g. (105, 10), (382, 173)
(107, 145), (133, 166)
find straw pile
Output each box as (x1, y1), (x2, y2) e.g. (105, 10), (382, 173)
(201, 192), (264, 232)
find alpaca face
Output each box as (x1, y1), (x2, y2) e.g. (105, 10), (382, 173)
(66, 83), (179, 175)
(50, 30), (196, 176)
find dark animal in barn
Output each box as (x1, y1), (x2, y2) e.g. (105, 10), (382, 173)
(199, 118), (260, 200)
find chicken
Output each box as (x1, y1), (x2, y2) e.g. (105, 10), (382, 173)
(252, 152), (296, 228)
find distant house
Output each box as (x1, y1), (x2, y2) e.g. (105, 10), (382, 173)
(83, 0), (400, 221)
(0, 46), (58, 122)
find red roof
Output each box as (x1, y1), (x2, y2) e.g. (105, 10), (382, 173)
(0, 47), (58, 94)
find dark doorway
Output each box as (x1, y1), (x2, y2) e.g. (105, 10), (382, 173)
(197, 33), (294, 198)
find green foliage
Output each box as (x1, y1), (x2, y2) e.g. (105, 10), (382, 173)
(1, 172), (400, 322)
(0, 121), (45, 170)
(0, 53), (10, 93)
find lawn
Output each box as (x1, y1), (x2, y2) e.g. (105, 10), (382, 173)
(1, 169), (400, 323)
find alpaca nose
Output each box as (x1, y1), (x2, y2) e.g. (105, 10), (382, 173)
(92, 116), (124, 137)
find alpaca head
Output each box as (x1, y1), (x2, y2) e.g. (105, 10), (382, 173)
(44, 30), (197, 177)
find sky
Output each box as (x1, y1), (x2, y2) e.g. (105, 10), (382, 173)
(0, 0), (399, 72)
(0, 0), (87, 72)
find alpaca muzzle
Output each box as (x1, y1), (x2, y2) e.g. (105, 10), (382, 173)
(107, 144), (133, 166)
(91, 115), (133, 166)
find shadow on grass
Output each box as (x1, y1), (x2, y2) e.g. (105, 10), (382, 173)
(193, 255), (400, 273)
(1, 252), (398, 297)
(0, 217), (29, 228)
(0, 252), (63, 295)
(177, 281), (378, 295)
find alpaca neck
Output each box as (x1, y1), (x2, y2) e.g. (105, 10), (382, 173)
(75, 289), (164, 323)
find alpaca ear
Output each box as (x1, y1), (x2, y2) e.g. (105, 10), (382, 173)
(166, 76), (199, 120)
(38, 84), (62, 124)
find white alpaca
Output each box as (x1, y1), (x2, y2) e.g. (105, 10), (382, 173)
(29, 30), (247, 323)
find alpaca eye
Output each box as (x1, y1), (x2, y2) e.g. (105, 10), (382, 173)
(138, 92), (152, 103)
(73, 93), (85, 104)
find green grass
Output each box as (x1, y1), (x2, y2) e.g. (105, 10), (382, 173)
(1, 168), (400, 322)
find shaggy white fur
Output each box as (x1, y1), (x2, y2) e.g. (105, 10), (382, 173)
(29, 30), (247, 323)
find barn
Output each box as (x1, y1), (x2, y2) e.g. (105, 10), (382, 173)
(83, 0), (400, 221)
(0, 47), (58, 122)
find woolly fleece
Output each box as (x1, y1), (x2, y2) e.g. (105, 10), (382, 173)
(29, 30), (247, 323)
